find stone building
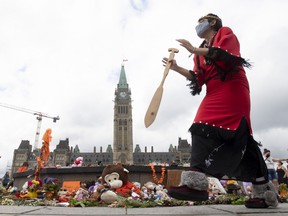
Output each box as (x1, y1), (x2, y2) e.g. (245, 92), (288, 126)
(175, 137), (191, 164)
(11, 64), (192, 174)
(52, 138), (71, 166)
(113, 64), (133, 164)
(12, 137), (190, 173)
(12, 140), (33, 174)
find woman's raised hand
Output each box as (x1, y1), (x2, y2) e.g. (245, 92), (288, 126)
(176, 39), (194, 54)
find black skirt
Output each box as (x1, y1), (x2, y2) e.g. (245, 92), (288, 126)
(189, 117), (268, 182)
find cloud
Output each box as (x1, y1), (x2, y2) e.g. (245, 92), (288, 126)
(129, 0), (149, 12)
(0, 0), (288, 176)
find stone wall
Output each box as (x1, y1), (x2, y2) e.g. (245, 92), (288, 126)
(13, 166), (186, 189)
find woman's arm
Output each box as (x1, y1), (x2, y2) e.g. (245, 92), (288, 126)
(174, 66), (193, 79)
(191, 47), (209, 56)
(176, 39), (209, 57)
(272, 158), (288, 162)
(162, 58), (193, 79)
(283, 166), (288, 178)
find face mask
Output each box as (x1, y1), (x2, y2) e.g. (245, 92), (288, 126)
(195, 20), (210, 37)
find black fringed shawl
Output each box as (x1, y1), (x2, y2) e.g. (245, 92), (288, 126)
(187, 27), (251, 96)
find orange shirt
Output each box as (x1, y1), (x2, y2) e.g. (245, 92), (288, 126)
(17, 166), (28, 173)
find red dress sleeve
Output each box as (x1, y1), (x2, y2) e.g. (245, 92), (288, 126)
(212, 27), (241, 57)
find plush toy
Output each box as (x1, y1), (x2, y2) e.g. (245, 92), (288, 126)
(95, 184), (118, 203)
(72, 157), (83, 167)
(21, 181), (28, 193)
(88, 181), (101, 194)
(88, 183), (118, 203)
(242, 182), (252, 195)
(101, 164), (143, 198)
(7, 186), (17, 193)
(144, 181), (157, 191)
(89, 184), (102, 201)
(246, 185), (252, 197)
(58, 188), (72, 202)
(19, 179), (42, 199)
(140, 181), (156, 199)
(133, 182), (141, 189)
(209, 182), (221, 196)
(19, 181), (29, 198)
(74, 187), (89, 201)
(226, 180), (240, 194)
(154, 184), (169, 200)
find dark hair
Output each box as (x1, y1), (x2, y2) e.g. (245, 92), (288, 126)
(263, 148), (270, 154)
(199, 13), (222, 31)
(22, 161), (29, 167)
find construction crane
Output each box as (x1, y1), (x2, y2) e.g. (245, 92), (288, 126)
(0, 102), (60, 150)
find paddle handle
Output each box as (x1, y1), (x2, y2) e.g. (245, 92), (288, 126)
(144, 48), (179, 128)
(160, 52), (175, 86)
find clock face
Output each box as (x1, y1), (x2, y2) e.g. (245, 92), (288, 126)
(120, 92), (127, 98)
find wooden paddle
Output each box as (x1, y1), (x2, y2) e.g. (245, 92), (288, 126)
(144, 48), (179, 128)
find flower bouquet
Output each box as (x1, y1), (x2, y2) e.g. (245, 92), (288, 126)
(43, 177), (60, 200)
(279, 183), (288, 201)
(27, 179), (42, 198)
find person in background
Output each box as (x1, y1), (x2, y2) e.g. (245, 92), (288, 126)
(170, 161), (178, 167)
(1, 171), (10, 188)
(17, 161), (29, 173)
(276, 161), (288, 185)
(6, 178), (14, 191)
(263, 149), (287, 189)
(285, 164), (288, 182)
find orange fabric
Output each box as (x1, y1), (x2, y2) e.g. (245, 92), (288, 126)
(36, 156), (44, 173)
(41, 143), (50, 162)
(115, 181), (142, 197)
(42, 128), (52, 143)
(17, 166), (28, 173)
(62, 181), (81, 193)
(40, 128), (52, 165)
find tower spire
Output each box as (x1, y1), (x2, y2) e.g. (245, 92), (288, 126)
(118, 62), (128, 89)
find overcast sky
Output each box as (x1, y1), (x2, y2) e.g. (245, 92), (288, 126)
(1, 0), (288, 176)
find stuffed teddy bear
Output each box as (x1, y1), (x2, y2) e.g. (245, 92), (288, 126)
(85, 177), (118, 203)
(19, 181), (29, 198)
(101, 164), (143, 198)
(144, 181), (157, 192)
(154, 184), (169, 200)
(72, 157), (83, 167)
(58, 188), (72, 202)
(209, 182), (221, 196)
(74, 187), (89, 201)
(19, 179), (42, 199)
(89, 184), (117, 203)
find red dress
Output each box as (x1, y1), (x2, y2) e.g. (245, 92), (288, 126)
(192, 27), (251, 134)
(188, 27), (268, 182)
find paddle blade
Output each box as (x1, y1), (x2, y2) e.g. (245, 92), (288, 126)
(144, 86), (163, 128)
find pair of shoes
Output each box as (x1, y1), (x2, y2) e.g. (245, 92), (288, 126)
(168, 185), (209, 201)
(244, 198), (268, 208)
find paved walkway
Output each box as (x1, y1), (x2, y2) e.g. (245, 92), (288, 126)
(0, 203), (288, 216)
